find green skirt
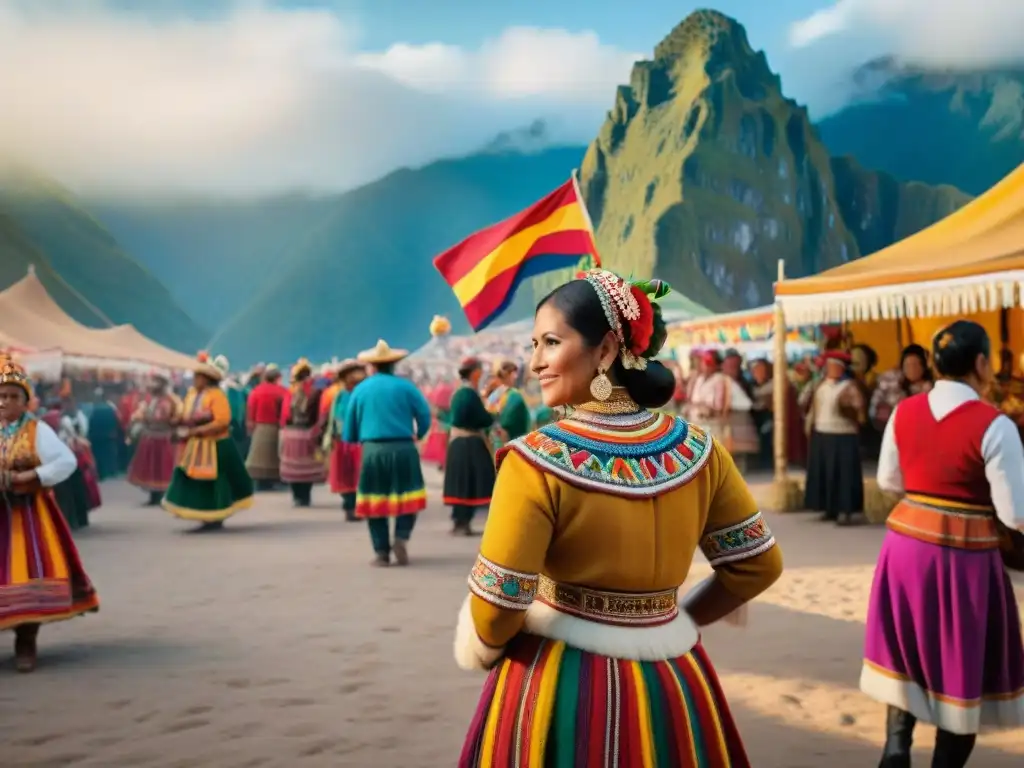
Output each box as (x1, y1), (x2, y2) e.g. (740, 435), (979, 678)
(356, 440), (427, 518)
(162, 438), (254, 523)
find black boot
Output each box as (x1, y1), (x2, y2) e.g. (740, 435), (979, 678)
(879, 706), (916, 768)
(147, 490), (163, 506)
(931, 729), (976, 768)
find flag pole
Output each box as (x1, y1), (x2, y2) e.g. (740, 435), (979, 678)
(571, 168), (601, 268)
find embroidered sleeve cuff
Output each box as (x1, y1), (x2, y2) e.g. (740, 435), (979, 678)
(700, 511), (776, 566)
(468, 554), (539, 610)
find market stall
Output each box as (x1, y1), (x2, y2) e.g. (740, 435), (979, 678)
(772, 161), (1024, 511)
(0, 267), (197, 380)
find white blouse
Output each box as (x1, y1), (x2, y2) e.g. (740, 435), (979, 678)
(877, 380), (1024, 530)
(33, 420), (79, 488)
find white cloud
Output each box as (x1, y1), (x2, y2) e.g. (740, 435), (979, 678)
(358, 28), (639, 103)
(0, 2), (640, 198)
(789, 0), (1024, 65)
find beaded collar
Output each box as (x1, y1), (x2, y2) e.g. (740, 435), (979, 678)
(497, 395), (711, 497)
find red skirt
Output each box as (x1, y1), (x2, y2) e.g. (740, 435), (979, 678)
(74, 445), (102, 511)
(328, 440), (361, 494)
(421, 421), (448, 466)
(127, 431), (177, 492)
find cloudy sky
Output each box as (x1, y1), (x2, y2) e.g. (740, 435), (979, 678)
(0, 0), (1017, 198)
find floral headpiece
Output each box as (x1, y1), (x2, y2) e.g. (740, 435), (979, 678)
(0, 352), (32, 398)
(577, 269), (671, 370)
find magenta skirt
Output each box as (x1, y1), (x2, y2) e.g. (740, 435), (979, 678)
(421, 422), (448, 466)
(279, 426), (326, 484)
(861, 530), (1024, 734)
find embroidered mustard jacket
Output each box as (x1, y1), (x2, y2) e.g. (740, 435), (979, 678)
(461, 406), (783, 662)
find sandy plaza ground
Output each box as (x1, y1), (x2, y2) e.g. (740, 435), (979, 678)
(3, 470), (1023, 768)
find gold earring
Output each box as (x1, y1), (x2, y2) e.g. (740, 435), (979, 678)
(590, 368), (613, 401)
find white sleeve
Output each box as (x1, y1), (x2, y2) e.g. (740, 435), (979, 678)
(34, 421), (78, 487)
(876, 405), (904, 494)
(981, 414), (1024, 530)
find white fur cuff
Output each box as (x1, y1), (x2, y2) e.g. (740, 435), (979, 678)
(454, 596), (506, 671)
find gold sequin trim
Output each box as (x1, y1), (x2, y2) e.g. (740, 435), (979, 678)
(536, 575), (679, 626)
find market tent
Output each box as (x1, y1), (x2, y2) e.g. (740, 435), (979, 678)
(0, 329), (34, 352)
(0, 268), (196, 370)
(775, 163), (1024, 368)
(92, 325), (198, 370)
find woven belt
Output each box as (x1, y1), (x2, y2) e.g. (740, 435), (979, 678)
(888, 494), (1000, 550)
(537, 575), (679, 626)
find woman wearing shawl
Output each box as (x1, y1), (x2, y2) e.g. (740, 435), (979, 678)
(443, 357), (496, 537)
(421, 380), (454, 469)
(127, 372), (183, 505)
(43, 399), (91, 531)
(59, 397), (102, 513)
(325, 359), (366, 521)
(455, 270), (782, 766)
(86, 388), (121, 481)
(486, 359), (532, 447)
(279, 359), (325, 507)
(0, 354), (99, 672)
(162, 353), (254, 530)
(869, 343), (934, 433)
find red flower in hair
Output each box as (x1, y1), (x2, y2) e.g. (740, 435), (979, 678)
(628, 285), (654, 355)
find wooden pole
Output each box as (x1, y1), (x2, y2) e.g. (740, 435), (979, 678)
(771, 259), (800, 511)
(773, 260), (787, 482)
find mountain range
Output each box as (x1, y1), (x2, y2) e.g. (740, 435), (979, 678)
(2, 9), (1022, 366)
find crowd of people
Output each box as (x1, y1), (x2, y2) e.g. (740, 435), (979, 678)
(1, 265), (1022, 767)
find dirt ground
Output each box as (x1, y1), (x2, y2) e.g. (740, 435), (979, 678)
(2, 470), (1022, 768)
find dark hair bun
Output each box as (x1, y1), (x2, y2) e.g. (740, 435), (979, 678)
(614, 358), (676, 409)
(932, 320), (990, 379)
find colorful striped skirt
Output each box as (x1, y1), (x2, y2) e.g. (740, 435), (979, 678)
(279, 426), (327, 484)
(356, 440), (427, 518)
(127, 429), (177, 492)
(460, 634), (751, 767)
(0, 490), (100, 631)
(163, 437), (254, 523)
(328, 439), (361, 494)
(861, 529), (1024, 734)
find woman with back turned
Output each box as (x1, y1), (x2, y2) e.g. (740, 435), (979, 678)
(455, 269), (783, 766)
(864, 320), (1024, 767)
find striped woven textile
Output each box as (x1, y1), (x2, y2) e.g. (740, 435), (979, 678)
(460, 634), (750, 767)
(0, 490), (99, 631)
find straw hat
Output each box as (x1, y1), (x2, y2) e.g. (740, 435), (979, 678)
(358, 339), (408, 365)
(291, 358), (313, 380)
(336, 358), (365, 377)
(195, 352), (230, 382)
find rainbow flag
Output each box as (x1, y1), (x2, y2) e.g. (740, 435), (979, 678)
(433, 178), (599, 332)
